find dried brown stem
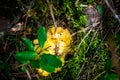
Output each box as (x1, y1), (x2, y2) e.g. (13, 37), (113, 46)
(46, 0), (57, 27)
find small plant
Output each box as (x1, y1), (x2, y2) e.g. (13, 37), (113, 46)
(0, 60), (11, 79)
(14, 26), (62, 74)
(14, 26), (72, 77)
(101, 59), (119, 80)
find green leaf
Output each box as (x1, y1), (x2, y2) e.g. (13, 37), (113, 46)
(30, 59), (41, 68)
(30, 59), (55, 72)
(22, 38), (34, 51)
(30, 54), (62, 72)
(108, 73), (119, 80)
(40, 54), (62, 68)
(115, 34), (120, 41)
(97, 4), (103, 16)
(105, 59), (112, 72)
(14, 51), (37, 64)
(39, 60), (55, 72)
(0, 61), (6, 70)
(115, 34), (120, 46)
(0, 61), (11, 75)
(103, 73), (119, 80)
(37, 26), (47, 48)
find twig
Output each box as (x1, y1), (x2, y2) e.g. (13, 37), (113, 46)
(72, 22), (100, 36)
(75, 63), (85, 80)
(75, 0), (79, 7)
(15, 62), (30, 68)
(72, 27), (91, 36)
(93, 71), (106, 80)
(6, 51), (14, 62)
(46, 0), (57, 28)
(11, 73), (39, 78)
(104, 0), (120, 23)
(74, 22), (100, 56)
(92, 28), (109, 60)
(74, 28), (93, 56)
(85, 24), (101, 54)
(115, 24), (120, 34)
(26, 69), (31, 80)
(61, 70), (67, 80)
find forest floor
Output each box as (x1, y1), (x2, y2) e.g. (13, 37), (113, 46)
(0, 0), (120, 80)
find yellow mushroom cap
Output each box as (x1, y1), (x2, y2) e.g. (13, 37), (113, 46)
(33, 26), (72, 76)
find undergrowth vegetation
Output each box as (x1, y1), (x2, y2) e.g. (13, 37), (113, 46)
(0, 0), (120, 80)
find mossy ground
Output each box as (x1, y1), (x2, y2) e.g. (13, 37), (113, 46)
(0, 0), (120, 80)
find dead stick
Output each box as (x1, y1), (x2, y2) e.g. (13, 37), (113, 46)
(46, 0), (57, 27)
(104, 0), (120, 23)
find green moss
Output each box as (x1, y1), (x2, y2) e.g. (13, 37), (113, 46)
(1, 0), (115, 80)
